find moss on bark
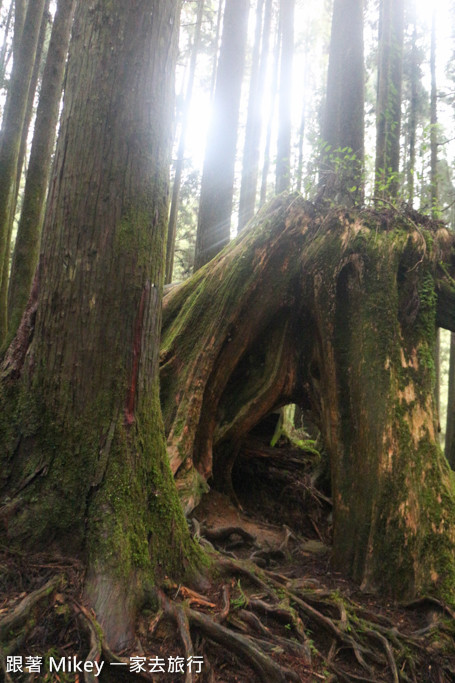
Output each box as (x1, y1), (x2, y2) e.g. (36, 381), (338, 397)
(162, 194), (455, 605)
(0, 0), (204, 650)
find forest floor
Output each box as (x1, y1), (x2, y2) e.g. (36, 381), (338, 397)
(1, 433), (455, 682)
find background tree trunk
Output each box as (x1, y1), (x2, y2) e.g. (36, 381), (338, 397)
(406, 5), (418, 206)
(320, 0), (364, 204)
(194, 0), (249, 270)
(0, 0), (46, 345)
(8, 0), (76, 341)
(275, 0), (294, 194)
(165, 0), (204, 284)
(374, 0), (404, 198)
(161, 193), (455, 604)
(259, 8), (279, 206)
(0, 0), (50, 342)
(445, 333), (455, 468)
(237, 0), (265, 232)
(0, 0), (200, 649)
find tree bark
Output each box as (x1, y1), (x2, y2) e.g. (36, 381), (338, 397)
(161, 193), (455, 604)
(193, 0), (249, 270)
(0, 0), (200, 649)
(8, 0), (76, 341)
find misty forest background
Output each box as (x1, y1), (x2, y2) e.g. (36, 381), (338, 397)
(3, 0), (455, 449)
(1, 0), (455, 681)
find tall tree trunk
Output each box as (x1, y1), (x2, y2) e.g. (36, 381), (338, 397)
(430, 11), (440, 417)
(209, 0), (224, 99)
(0, 0), (200, 649)
(15, 1), (50, 200)
(7, 0), (76, 342)
(320, 0), (364, 204)
(0, 0), (46, 345)
(374, 0), (404, 198)
(275, 0), (294, 194)
(430, 9), (438, 215)
(296, 79), (307, 193)
(194, 0), (249, 271)
(165, 0), (204, 284)
(12, 0), (27, 53)
(0, 0), (50, 342)
(237, 0), (265, 232)
(406, 15), (418, 205)
(0, 1), (14, 89)
(260, 7), (279, 207)
(161, 193), (455, 604)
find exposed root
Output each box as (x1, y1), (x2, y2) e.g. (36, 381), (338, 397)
(186, 606), (300, 682)
(75, 601), (102, 683)
(159, 591), (194, 683)
(0, 575), (62, 640)
(200, 525), (257, 546)
(1, 541), (455, 682)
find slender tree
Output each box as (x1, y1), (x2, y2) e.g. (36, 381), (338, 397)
(320, 0), (364, 204)
(405, 3), (419, 205)
(0, 1), (50, 339)
(194, 0), (249, 270)
(0, 1), (14, 89)
(260, 5), (280, 206)
(429, 10), (441, 418)
(0, 0), (47, 344)
(8, 0), (76, 341)
(166, 0), (204, 284)
(209, 0), (224, 99)
(430, 9), (438, 215)
(275, 0), (295, 193)
(0, 0), (200, 648)
(238, 0), (266, 231)
(15, 1), (51, 200)
(374, 0), (405, 198)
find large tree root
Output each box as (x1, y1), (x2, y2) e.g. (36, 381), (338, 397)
(1, 547), (455, 682)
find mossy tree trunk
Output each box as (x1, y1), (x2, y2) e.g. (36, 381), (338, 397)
(162, 193), (455, 604)
(0, 0), (200, 649)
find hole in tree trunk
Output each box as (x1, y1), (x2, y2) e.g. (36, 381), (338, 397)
(211, 405), (332, 542)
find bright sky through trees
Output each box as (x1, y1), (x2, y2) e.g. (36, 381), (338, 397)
(181, 0), (454, 185)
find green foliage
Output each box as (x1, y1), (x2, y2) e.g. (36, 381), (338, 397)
(317, 141), (364, 204)
(172, 167), (199, 280)
(230, 580), (248, 610)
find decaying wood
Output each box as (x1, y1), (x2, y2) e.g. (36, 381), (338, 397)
(161, 193), (455, 605)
